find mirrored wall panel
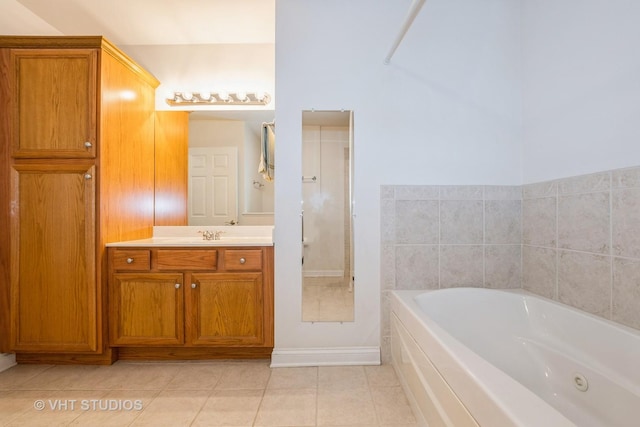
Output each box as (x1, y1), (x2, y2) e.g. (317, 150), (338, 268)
(188, 110), (275, 226)
(301, 110), (354, 322)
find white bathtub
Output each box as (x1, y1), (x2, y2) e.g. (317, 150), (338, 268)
(390, 288), (640, 427)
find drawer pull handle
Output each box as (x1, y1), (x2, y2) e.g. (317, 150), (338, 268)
(84, 141), (93, 149)
(84, 173), (92, 180)
(191, 283), (197, 289)
(239, 257), (246, 264)
(126, 258), (134, 264)
(175, 283), (181, 289)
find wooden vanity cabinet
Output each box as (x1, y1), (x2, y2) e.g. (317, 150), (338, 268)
(110, 272), (185, 346)
(108, 246), (274, 359)
(0, 37), (159, 361)
(189, 271), (264, 346)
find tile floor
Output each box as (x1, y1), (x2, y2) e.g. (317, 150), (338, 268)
(0, 360), (417, 426)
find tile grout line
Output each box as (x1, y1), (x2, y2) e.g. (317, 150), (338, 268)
(315, 366), (319, 426)
(609, 172), (614, 320)
(482, 190), (486, 288)
(251, 366), (270, 427)
(363, 366), (381, 427)
(555, 182), (559, 300)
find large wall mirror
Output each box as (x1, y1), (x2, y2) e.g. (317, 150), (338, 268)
(188, 110), (275, 226)
(301, 110), (354, 322)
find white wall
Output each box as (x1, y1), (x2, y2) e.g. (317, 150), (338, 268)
(522, 0), (640, 183)
(274, 0), (523, 362)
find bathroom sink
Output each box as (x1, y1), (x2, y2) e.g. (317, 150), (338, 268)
(147, 236), (272, 246)
(106, 225), (274, 247)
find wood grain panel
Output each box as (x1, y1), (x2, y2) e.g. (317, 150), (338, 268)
(156, 249), (218, 270)
(0, 36), (159, 87)
(15, 349), (117, 365)
(154, 111), (188, 226)
(117, 346), (271, 360)
(262, 246), (275, 347)
(189, 273), (263, 346)
(110, 273), (184, 346)
(12, 49), (97, 158)
(111, 250), (151, 271)
(223, 249), (263, 271)
(11, 161), (97, 352)
(0, 49), (11, 352)
(98, 49), (157, 246)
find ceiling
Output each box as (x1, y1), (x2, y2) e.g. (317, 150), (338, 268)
(0, 1), (367, 127)
(0, 0), (275, 45)
(0, 0), (276, 116)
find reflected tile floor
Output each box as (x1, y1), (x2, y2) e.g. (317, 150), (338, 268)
(0, 361), (417, 426)
(302, 278), (354, 322)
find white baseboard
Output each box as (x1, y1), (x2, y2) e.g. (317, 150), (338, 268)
(303, 270), (344, 278)
(0, 353), (16, 372)
(270, 346), (380, 367)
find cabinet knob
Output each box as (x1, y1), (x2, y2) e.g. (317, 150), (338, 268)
(239, 257), (246, 264)
(84, 173), (92, 180)
(84, 141), (93, 149)
(191, 283), (197, 289)
(126, 258), (134, 264)
(175, 283), (181, 289)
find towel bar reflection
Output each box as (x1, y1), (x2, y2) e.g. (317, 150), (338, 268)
(302, 176), (317, 183)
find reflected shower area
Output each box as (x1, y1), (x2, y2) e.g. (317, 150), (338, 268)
(301, 110), (354, 322)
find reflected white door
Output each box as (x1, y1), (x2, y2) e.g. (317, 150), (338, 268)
(188, 147), (238, 225)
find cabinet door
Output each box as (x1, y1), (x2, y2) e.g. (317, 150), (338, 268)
(10, 161), (97, 352)
(110, 273), (184, 346)
(188, 273), (264, 346)
(11, 49), (97, 158)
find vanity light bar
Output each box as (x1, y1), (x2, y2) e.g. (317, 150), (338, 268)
(166, 91), (271, 106)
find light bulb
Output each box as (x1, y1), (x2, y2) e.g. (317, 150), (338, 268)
(199, 91), (211, 101)
(182, 92), (193, 101)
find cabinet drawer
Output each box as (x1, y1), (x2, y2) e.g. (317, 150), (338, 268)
(112, 250), (151, 271)
(157, 249), (218, 271)
(224, 249), (263, 271)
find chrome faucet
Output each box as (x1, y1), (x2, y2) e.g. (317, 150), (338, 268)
(198, 230), (214, 240)
(198, 230), (224, 240)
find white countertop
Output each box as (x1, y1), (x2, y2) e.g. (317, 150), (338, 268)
(106, 226), (274, 247)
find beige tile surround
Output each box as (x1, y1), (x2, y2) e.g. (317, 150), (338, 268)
(381, 165), (640, 363)
(0, 361), (416, 426)
(380, 184), (522, 362)
(522, 166), (640, 329)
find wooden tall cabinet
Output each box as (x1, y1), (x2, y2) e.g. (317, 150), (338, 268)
(11, 161), (97, 353)
(0, 37), (159, 362)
